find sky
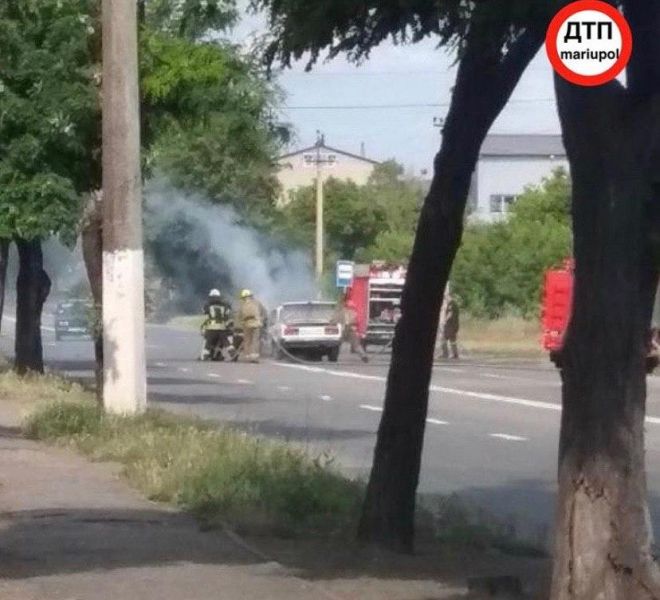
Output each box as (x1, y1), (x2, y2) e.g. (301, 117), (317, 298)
(233, 6), (561, 174)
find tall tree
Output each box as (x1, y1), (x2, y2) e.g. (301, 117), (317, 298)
(0, 0), (97, 373)
(548, 2), (660, 596)
(255, 0), (548, 550)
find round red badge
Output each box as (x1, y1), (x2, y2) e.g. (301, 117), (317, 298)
(546, 0), (633, 87)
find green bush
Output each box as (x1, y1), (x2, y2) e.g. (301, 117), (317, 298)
(452, 169), (572, 318)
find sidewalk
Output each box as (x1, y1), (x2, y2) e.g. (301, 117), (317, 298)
(0, 400), (468, 600)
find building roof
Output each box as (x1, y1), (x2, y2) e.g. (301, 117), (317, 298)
(480, 134), (566, 158)
(278, 142), (381, 166)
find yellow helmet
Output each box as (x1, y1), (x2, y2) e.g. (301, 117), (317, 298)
(240, 289), (253, 299)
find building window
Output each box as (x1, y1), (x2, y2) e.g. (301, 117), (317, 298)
(489, 194), (517, 214)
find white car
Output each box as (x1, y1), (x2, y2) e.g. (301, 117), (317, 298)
(269, 301), (342, 362)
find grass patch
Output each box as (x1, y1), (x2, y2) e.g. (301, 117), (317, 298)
(459, 316), (543, 358)
(0, 370), (90, 408)
(24, 399), (363, 536)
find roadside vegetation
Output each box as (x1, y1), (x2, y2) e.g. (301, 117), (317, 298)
(459, 316), (542, 358)
(25, 398), (362, 536)
(10, 370), (541, 556)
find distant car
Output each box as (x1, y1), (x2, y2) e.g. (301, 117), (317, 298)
(55, 299), (93, 341)
(269, 301), (342, 362)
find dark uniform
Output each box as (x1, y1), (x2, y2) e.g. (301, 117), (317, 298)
(441, 296), (460, 359)
(202, 298), (233, 360)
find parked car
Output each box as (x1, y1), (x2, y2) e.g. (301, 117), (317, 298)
(55, 299), (93, 341)
(269, 301), (342, 362)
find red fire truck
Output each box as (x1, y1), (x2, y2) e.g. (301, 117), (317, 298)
(345, 262), (406, 349)
(541, 259), (574, 354)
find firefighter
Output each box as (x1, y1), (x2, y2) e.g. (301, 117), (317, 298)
(201, 289), (233, 361)
(237, 289), (263, 363)
(440, 292), (460, 359)
(339, 299), (368, 363)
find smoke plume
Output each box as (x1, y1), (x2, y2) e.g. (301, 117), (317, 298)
(144, 181), (317, 314)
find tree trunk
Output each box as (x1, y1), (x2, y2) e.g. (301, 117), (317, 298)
(550, 76), (660, 600)
(82, 191), (104, 403)
(0, 240), (11, 335)
(357, 25), (544, 552)
(15, 239), (51, 375)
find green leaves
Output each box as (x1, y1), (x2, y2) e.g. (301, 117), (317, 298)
(279, 161), (424, 265)
(252, 0), (552, 70)
(452, 169), (573, 318)
(143, 0), (237, 40)
(0, 0), (98, 242)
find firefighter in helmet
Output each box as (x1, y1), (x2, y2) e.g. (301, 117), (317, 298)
(200, 289), (233, 361)
(237, 289), (264, 363)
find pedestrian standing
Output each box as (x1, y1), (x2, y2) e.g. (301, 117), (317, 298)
(441, 293), (460, 359)
(339, 300), (368, 363)
(238, 289), (263, 363)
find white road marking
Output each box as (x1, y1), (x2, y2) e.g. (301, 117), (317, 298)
(427, 418), (449, 426)
(320, 395), (333, 402)
(489, 433), (528, 442)
(236, 379), (254, 385)
(179, 367), (191, 373)
(275, 362), (660, 426)
(277, 385), (291, 392)
(360, 404), (383, 413)
(208, 373), (222, 379)
(3, 316), (53, 332)
(436, 367), (464, 374)
(154, 362), (167, 368)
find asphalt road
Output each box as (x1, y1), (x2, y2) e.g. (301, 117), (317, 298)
(7, 308), (660, 544)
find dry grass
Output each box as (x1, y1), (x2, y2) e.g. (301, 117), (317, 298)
(458, 316), (543, 358)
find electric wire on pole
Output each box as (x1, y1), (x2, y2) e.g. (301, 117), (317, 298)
(101, 0), (147, 414)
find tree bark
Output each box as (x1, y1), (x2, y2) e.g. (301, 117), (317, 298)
(0, 240), (11, 335)
(550, 76), (660, 600)
(357, 25), (544, 552)
(15, 239), (51, 375)
(82, 191), (104, 402)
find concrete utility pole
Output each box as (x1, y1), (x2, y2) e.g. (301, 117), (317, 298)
(315, 139), (324, 281)
(102, 0), (147, 414)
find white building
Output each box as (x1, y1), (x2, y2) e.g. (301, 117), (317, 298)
(468, 134), (569, 222)
(276, 138), (380, 205)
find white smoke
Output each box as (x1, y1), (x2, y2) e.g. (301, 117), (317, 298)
(144, 181), (317, 311)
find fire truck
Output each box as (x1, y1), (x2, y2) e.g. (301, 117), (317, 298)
(541, 259), (574, 354)
(541, 260), (660, 370)
(345, 262), (406, 349)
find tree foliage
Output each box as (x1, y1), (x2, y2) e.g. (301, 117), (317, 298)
(0, 0), (98, 243)
(143, 0), (237, 41)
(279, 161), (423, 265)
(142, 32), (285, 216)
(251, 0), (553, 70)
(451, 168), (572, 318)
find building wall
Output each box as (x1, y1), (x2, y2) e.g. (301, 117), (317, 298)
(277, 151), (377, 205)
(470, 156), (569, 222)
